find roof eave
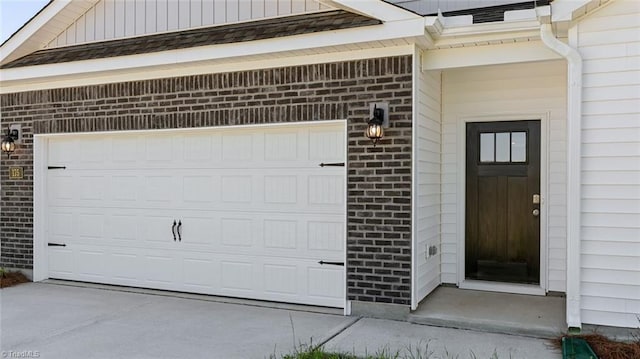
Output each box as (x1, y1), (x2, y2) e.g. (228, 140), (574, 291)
(0, 17), (426, 92)
(0, 0), (99, 66)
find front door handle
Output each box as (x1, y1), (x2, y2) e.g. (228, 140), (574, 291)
(172, 220), (177, 241)
(177, 220), (182, 242)
(533, 209), (540, 217)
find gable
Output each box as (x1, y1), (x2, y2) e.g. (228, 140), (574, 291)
(45, 0), (332, 49)
(2, 10), (380, 69)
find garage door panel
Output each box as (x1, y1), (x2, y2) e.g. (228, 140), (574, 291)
(183, 133), (219, 163)
(49, 138), (77, 164)
(308, 175), (344, 205)
(264, 263), (298, 295)
(79, 138), (106, 163)
(264, 131), (299, 161)
(112, 137), (139, 163)
(308, 266), (344, 301)
(75, 249), (108, 280)
(221, 260), (255, 291)
(142, 214), (180, 244)
(222, 133), (253, 161)
(178, 215), (219, 246)
(264, 175), (298, 204)
(112, 175), (139, 202)
(308, 221), (345, 252)
(182, 255), (219, 290)
(145, 136), (174, 162)
(144, 175), (178, 203)
(182, 175), (219, 203)
(48, 175), (74, 202)
(220, 217), (254, 247)
(110, 213), (139, 241)
(263, 219), (298, 249)
(78, 175), (107, 200)
(49, 211), (74, 238)
(309, 128), (345, 161)
(47, 122), (346, 308)
(144, 250), (179, 284)
(221, 175), (253, 203)
(77, 213), (105, 240)
(111, 250), (141, 282)
(49, 248), (74, 276)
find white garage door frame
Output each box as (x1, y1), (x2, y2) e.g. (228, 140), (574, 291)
(32, 120), (349, 312)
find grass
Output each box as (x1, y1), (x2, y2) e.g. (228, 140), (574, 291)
(271, 342), (505, 359)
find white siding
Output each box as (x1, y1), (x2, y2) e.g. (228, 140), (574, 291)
(576, 0), (640, 328)
(387, 0), (525, 15)
(441, 61), (568, 291)
(47, 0), (330, 48)
(415, 51), (442, 304)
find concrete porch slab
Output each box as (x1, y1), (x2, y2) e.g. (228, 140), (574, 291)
(409, 286), (566, 338)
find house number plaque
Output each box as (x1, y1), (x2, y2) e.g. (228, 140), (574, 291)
(9, 167), (24, 180)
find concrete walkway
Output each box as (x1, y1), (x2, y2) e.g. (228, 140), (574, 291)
(1, 283), (561, 359)
(409, 286), (566, 339)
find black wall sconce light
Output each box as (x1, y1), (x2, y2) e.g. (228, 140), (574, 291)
(364, 102), (389, 147)
(1, 125), (21, 158)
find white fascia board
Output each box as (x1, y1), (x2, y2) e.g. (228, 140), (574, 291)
(551, 0), (597, 22)
(321, 0), (422, 22)
(0, 0), (71, 64)
(0, 45), (415, 93)
(424, 18), (542, 48)
(0, 18), (424, 87)
(422, 40), (562, 70)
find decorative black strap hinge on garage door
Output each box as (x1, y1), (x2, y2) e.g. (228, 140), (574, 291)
(318, 260), (344, 266)
(48, 243), (66, 247)
(318, 162), (345, 167)
(47, 166), (66, 170)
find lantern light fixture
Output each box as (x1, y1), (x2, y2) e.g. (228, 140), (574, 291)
(1, 125), (21, 158)
(365, 102), (389, 147)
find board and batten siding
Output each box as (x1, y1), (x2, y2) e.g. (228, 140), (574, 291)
(441, 61), (568, 291)
(576, 0), (640, 328)
(414, 50), (442, 304)
(47, 0), (329, 48)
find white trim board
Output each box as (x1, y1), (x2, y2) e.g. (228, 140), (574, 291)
(1, 45), (414, 94)
(410, 44), (419, 310)
(455, 113), (550, 296)
(0, 17), (425, 91)
(33, 120), (349, 295)
(422, 40), (562, 70)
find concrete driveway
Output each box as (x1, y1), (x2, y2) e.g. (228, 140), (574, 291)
(1, 282), (560, 359)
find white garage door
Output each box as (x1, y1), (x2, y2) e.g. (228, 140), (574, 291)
(46, 122), (346, 307)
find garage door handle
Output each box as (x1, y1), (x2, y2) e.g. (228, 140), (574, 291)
(318, 260), (344, 266)
(172, 220), (177, 241)
(177, 220), (182, 242)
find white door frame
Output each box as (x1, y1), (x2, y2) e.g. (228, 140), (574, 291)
(456, 112), (550, 296)
(33, 120), (349, 311)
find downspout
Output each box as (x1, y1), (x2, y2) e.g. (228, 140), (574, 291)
(539, 22), (583, 329)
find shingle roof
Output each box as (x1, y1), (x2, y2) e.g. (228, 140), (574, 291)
(2, 10), (380, 69)
(423, 0), (551, 24)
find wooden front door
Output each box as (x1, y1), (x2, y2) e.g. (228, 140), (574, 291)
(465, 120), (541, 284)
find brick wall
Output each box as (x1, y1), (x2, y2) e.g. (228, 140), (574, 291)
(0, 55), (413, 305)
